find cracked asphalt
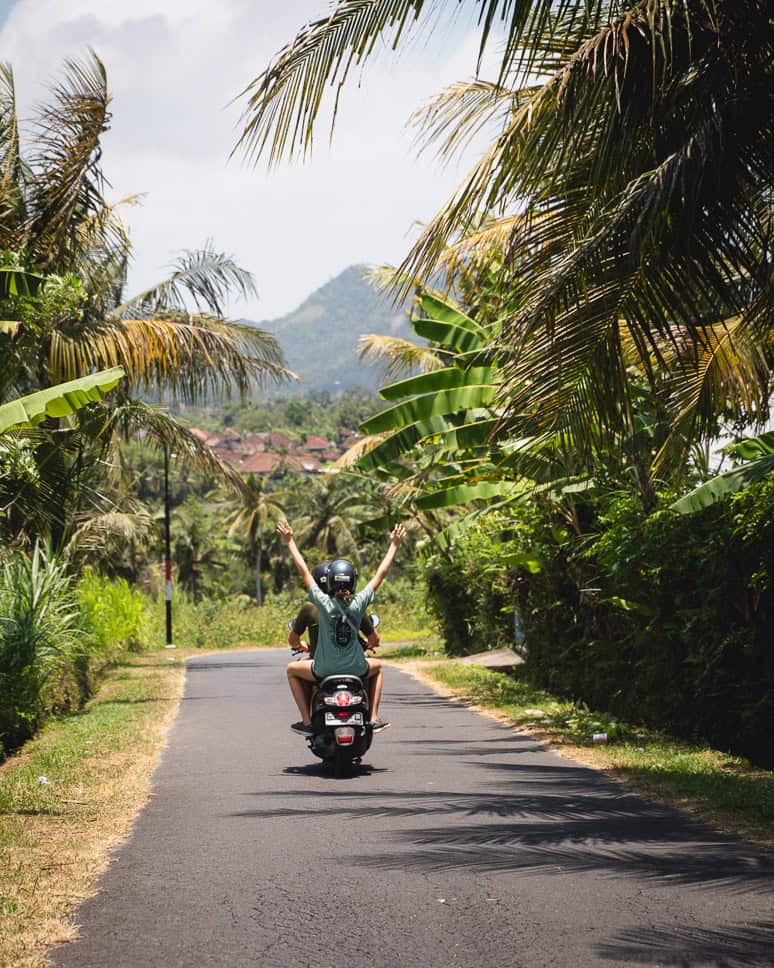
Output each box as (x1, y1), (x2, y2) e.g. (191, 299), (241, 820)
(52, 650), (774, 967)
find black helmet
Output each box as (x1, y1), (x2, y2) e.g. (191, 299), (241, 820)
(328, 559), (357, 597)
(312, 561), (331, 592)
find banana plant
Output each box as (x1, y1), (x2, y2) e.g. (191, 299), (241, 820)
(354, 291), (502, 490)
(0, 366), (124, 435)
(671, 431), (774, 514)
(351, 289), (585, 543)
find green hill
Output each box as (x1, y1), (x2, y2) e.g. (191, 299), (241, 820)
(254, 265), (413, 393)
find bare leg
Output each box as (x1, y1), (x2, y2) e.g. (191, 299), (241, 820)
(366, 658), (383, 721)
(287, 661), (317, 725)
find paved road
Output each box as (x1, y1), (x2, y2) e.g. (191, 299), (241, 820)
(53, 650), (774, 968)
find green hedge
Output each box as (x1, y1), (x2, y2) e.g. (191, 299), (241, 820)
(423, 477), (774, 768)
(0, 555), (151, 758)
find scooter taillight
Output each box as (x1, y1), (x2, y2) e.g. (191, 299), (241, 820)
(324, 692), (357, 706)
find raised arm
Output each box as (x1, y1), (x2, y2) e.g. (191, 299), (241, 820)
(277, 519), (314, 590)
(370, 523), (406, 592)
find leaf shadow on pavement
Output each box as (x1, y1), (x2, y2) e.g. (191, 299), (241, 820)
(594, 920), (774, 966)
(228, 750), (774, 899)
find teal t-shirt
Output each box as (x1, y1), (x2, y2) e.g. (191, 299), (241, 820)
(308, 582), (373, 679)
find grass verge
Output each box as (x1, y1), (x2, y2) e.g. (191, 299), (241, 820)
(405, 661), (774, 846)
(0, 650), (193, 968)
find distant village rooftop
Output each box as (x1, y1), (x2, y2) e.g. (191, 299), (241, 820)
(187, 428), (356, 476)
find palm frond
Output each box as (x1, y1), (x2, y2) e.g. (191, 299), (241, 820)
(235, 1), (623, 166)
(653, 318), (772, 476)
(112, 244), (258, 318)
(410, 78), (536, 165)
(104, 400), (253, 497)
(358, 333), (444, 381)
(65, 509), (155, 560)
(0, 63), (25, 243)
(25, 50), (110, 271)
(73, 194), (139, 308)
(48, 315), (290, 401)
(394, 0), (772, 465)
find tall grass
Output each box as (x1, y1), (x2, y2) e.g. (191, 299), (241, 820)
(0, 552), (156, 758)
(146, 590), (294, 649)
(143, 580), (437, 651)
(0, 546), (80, 755)
(77, 569), (149, 657)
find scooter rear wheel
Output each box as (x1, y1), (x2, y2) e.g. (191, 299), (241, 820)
(332, 748), (353, 779)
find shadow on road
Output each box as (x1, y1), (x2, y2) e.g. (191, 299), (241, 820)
(595, 920), (774, 965)
(188, 661), (275, 672)
(281, 763), (389, 780)
(226, 756), (774, 897)
(216, 672), (774, 901)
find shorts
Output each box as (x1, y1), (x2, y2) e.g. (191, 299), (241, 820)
(312, 664), (370, 682)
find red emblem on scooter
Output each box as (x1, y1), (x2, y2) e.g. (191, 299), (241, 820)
(336, 692), (352, 706)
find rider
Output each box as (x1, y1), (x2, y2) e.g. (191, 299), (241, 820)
(288, 561), (380, 717)
(288, 562), (379, 658)
(277, 519), (406, 734)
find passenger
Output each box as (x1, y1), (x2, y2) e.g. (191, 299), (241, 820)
(277, 519), (405, 734)
(288, 561), (379, 715)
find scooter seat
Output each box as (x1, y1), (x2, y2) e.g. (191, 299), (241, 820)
(317, 674), (365, 691)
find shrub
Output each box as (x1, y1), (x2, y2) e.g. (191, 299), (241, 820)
(77, 569), (149, 657)
(75, 569), (151, 697)
(423, 517), (524, 655)
(0, 546), (80, 755)
(431, 478), (774, 767)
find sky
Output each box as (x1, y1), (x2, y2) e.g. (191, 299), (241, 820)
(0, 0), (494, 320)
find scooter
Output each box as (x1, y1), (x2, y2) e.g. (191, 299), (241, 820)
(289, 615), (380, 776)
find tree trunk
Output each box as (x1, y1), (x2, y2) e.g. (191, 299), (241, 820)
(255, 546), (263, 606)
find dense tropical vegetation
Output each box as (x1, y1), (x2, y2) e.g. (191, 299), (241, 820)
(236, 0), (774, 766)
(2, 2), (772, 771)
(0, 54), (292, 756)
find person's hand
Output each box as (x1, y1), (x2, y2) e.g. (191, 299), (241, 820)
(390, 523), (406, 546)
(366, 632), (380, 650)
(277, 519), (294, 544)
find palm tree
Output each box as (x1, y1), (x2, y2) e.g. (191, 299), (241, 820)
(0, 54), (291, 548)
(1, 52), (287, 406)
(237, 1), (773, 484)
(172, 497), (225, 602)
(286, 475), (374, 560)
(226, 475), (284, 605)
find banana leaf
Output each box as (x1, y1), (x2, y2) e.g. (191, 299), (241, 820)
(0, 367), (125, 434)
(361, 385), (497, 435)
(670, 456), (774, 514)
(419, 293), (481, 332)
(355, 416), (452, 472)
(413, 318), (484, 353)
(0, 266), (45, 299)
(439, 417), (499, 450)
(724, 430), (774, 460)
(415, 479), (528, 510)
(379, 366), (496, 401)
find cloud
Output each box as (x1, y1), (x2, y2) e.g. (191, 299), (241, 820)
(1, 1), (494, 320)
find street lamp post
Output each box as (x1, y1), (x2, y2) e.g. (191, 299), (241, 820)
(163, 444), (175, 649)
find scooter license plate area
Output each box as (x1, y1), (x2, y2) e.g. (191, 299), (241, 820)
(324, 712), (364, 726)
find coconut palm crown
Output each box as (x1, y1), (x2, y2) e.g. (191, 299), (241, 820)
(237, 1), (774, 477)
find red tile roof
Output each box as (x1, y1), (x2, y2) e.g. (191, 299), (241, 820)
(239, 452), (281, 474)
(211, 446), (243, 468)
(304, 434), (331, 450)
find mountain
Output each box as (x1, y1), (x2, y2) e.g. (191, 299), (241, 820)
(254, 265), (413, 393)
